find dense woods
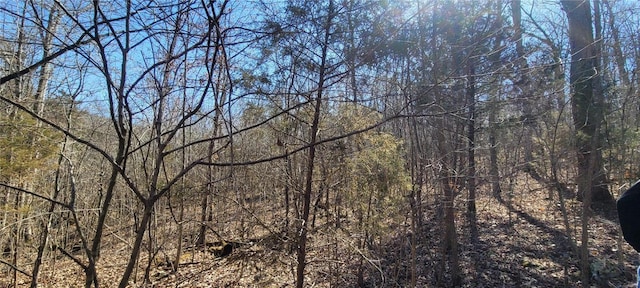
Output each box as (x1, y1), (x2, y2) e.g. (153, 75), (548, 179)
(1, 0), (639, 287)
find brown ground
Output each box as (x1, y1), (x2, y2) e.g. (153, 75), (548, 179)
(7, 175), (639, 287)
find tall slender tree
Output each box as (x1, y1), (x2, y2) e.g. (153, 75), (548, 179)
(296, 2), (335, 286)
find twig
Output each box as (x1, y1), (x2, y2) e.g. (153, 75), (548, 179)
(56, 246), (88, 270)
(0, 258), (31, 277)
(212, 192), (285, 241)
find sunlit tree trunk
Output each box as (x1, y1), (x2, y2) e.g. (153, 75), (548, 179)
(30, 5), (62, 286)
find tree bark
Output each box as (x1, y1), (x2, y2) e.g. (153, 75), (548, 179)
(29, 4), (62, 287)
(118, 201), (153, 288)
(561, 0), (613, 206)
(296, 2), (334, 287)
(466, 60), (477, 228)
(602, 0), (630, 88)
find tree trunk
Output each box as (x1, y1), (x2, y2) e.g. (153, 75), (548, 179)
(173, 194), (184, 273)
(561, 0), (613, 206)
(86, 153), (123, 287)
(512, 0), (538, 179)
(434, 90), (461, 287)
(198, 163), (211, 247)
(30, 7), (62, 286)
(489, 2), (504, 198)
(284, 147), (292, 231)
(118, 201), (154, 288)
(32, 103), (73, 288)
(466, 59), (477, 236)
(33, 8), (61, 117)
(198, 70), (226, 247)
(296, 2), (334, 287)
(602, 0), (630, 88)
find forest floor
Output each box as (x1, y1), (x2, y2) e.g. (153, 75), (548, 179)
(7, 174), (640, 287)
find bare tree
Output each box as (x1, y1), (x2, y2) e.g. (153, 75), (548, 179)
(295, 2), (335, 287)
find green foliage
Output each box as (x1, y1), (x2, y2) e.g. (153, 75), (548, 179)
(0, 109), (60, 180)
(326, 104), (410, 236)
(344, 130), (410, 233)
(347, 131), (409, 193)
(325, 104), (410, 195)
